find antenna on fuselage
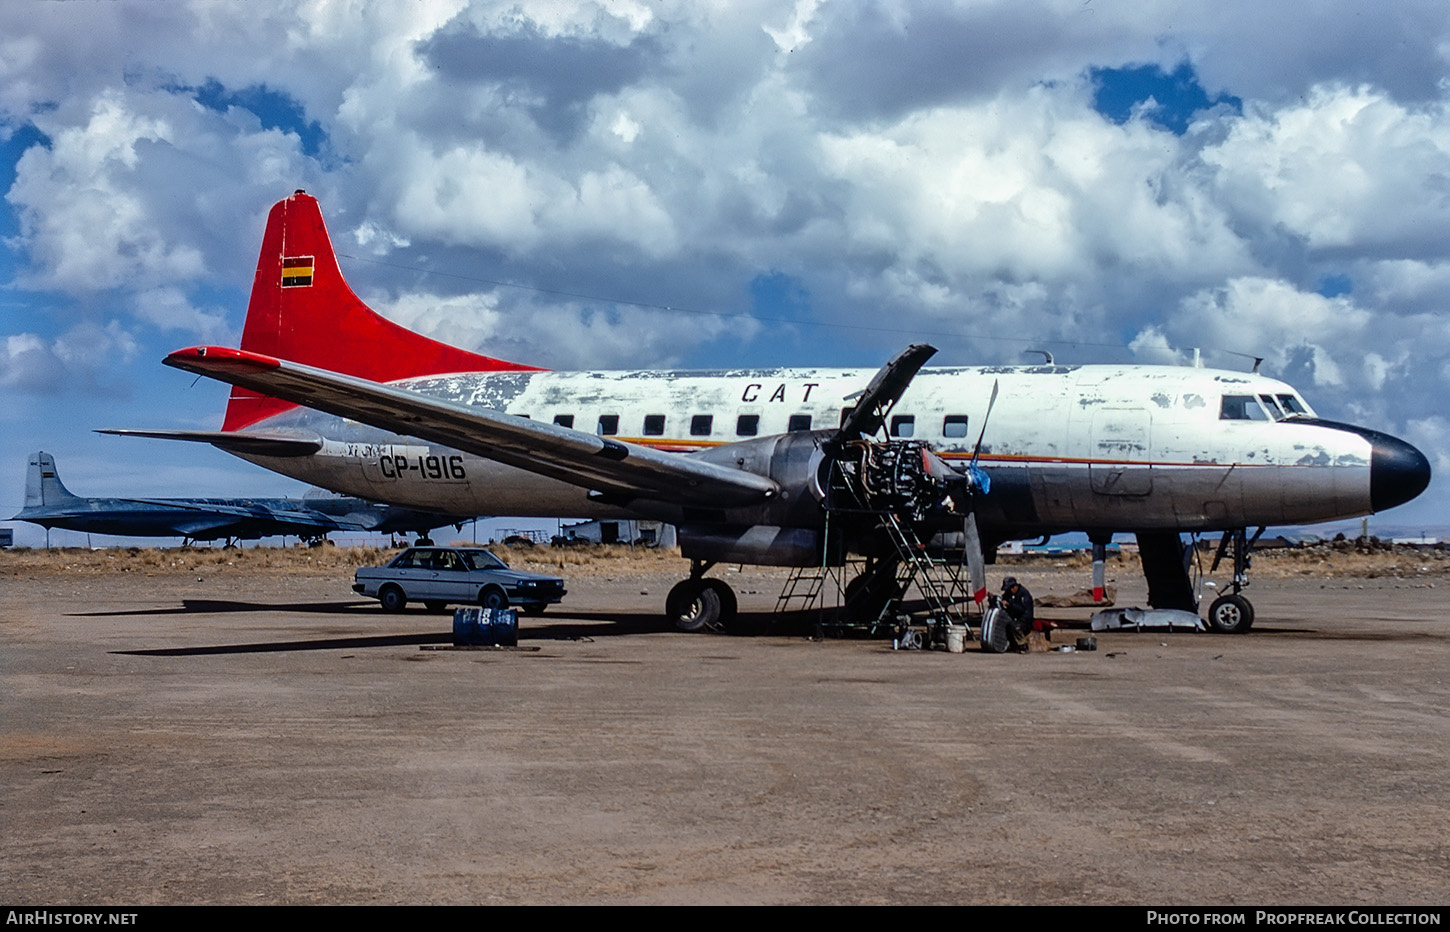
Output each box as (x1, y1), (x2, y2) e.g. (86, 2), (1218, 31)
(1023, 349), (1054, 364)
(1219, 349), (1267, 373)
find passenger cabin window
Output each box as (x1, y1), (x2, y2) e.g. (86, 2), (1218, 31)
(553, 414), (574, 428)
(1220, 395), (1270, 421)
(597, 414), (619, 435)
(890, 415), (915, 438)
(690, 415), (713, 436)
(737, 414), (760, 436)
(943, 415), (969, 438)
(643, 414), (666, 436)
(788, 414), (812, 432)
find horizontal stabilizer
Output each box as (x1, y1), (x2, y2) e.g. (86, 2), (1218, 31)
(97, 428), (324, 458)
(164, 346), (781, 507)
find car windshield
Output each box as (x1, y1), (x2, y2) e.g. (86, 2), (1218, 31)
(458, 549), (507, 571)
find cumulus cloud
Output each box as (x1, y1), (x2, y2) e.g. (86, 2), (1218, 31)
(0, 322), (138, 394)
(366, 286), (756, 370)
(129, 287), (230, 341)
(1203, 86), (1450, 258)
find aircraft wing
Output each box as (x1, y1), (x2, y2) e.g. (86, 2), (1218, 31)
(124, 498), (367, 533)
(96, 428), (323, 457)
(163, 346), (780, 507)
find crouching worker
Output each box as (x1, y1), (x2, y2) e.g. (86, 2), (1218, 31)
(999, 576), (1035, 650)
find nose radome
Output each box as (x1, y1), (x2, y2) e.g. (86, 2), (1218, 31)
(1371, 433), (1432, 513)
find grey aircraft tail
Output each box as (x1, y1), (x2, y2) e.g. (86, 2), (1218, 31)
(24, 451), (81, 510)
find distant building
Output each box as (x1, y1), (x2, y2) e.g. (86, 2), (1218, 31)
(492, 528), (552, 545)
(558, 519), (676, 548)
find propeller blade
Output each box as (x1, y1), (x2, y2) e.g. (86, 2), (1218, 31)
(969, 378), (999, 470)
(835, 344), (937, 444)
(963, 511), (988, 604)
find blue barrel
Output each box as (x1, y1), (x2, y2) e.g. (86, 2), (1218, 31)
(453, 607), (518, 646)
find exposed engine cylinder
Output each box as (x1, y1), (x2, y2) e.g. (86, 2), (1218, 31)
(857, 440), (946, 521)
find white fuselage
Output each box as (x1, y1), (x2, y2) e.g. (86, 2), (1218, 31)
(232, 363), (1383, 538)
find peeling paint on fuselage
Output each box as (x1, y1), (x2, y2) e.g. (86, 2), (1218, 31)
(238, 363), (1381, 538)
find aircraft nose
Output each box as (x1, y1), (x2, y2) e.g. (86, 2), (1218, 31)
(1371, 433), (1431, 512)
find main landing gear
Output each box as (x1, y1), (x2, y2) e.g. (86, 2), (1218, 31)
(665, 560), (738, 633)
(1137, 527), (1262, 633)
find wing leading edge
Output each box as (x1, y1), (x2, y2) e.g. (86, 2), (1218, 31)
(163, 346), (780, 508)
(96, 428), (324, 457)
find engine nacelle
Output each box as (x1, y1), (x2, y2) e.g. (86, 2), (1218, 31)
(687, 430), (836, 527)
(630, 432), (968, 568)
(676, 524), (827, 566)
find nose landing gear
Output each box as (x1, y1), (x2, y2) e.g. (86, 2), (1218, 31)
(1205, 527), (1262, 633)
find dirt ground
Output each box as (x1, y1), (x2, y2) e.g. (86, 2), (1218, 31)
(2, 545), (1447, 905)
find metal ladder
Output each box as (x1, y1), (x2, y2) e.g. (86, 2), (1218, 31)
(877, 511), (974, 632)
(776, 563), (830, 613)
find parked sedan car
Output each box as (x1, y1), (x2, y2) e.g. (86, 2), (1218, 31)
(353, 546), (567, 614)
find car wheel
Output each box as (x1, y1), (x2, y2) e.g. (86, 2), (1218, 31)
(480, 587), (509, 611)
(379, 585), (407, 613)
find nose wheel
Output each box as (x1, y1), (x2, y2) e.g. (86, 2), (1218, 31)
(1206, 592), (1255, 633)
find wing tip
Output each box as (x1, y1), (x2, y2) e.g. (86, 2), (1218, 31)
(165, 346), (282, 370)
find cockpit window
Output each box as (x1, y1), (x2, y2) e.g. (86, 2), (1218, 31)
(1220, 395), (1271, 421)
(1258, 394), (1285, 420)
(1276, 394), (1309, 416)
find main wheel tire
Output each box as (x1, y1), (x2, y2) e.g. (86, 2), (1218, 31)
(424, 600), (448, 613)
(379, 585), (407, 613)
(1207, 594), (1255, 633)
(979, 606), (1011, 653)
(521, 603), (546, 616)
(666, 579), (723, 633)
(479, 587), (509, 611)
(701, 578), (737, 631)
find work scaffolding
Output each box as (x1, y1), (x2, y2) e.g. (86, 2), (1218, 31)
(775, 440), (979, 641)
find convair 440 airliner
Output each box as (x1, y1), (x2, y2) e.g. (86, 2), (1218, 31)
(108, 191), (1430, 633)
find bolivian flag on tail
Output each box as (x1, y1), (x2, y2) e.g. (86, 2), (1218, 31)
(281, 255), (314, 288)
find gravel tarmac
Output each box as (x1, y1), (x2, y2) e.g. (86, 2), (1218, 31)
(2, 551), (1447, 905)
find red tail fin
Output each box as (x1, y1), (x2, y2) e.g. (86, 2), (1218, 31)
(223, 191), (540, 431)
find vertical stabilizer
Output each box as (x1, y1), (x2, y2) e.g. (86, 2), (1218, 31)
(25, 452), (78, 509)
(224, 191), (541, 431)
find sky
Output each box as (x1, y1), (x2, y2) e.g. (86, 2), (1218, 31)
(2, 0), (1448, 547)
